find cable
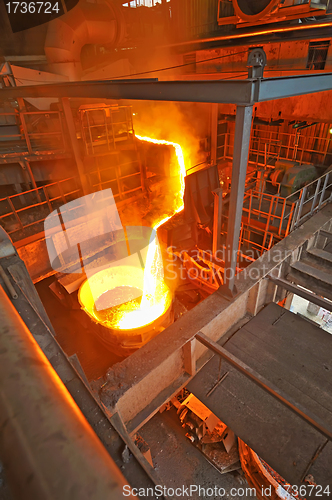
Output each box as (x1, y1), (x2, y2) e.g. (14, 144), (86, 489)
(9, 50), (249, 84)
(11, 77), (43, 85)
(101, 49), (249, 79)
(13, 60), (323, 88)
(13, 70), (248, 86)
(108, 41), (332, 79)
(11, 71), (248, 85)
(12, 78), (30, 85)
(217, 72), (248, 80)
(10, 69), (243, 85)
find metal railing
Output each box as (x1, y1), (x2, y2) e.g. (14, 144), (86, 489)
(0, 177), (81, 238)
(288, 169), (332, 230)
(243, 189), (296, 239)
(0, 110), (66, 156)
(176, 246), (246, 292)
(242, 169), (332, 246)
(251, 136), (282, 166)
(79, 105), (134, 156)
(240, 223), (277, 255)
(219, 120), (332, 255)
(88, 156), (143, 200)
(224, 121), (332, 167)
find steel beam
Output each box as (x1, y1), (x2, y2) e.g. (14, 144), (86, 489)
(210, 103), (219, 164)
(0, 79), (257, 105)
(259, 72), (332, 102)
(2, 73), (332, 105)
(62, 97), (90, 195)
(224, 105), (253, 292)
(212, 188), (223, 258)
(0, 284), (134, 500)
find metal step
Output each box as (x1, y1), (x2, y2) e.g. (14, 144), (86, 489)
(288, 260), (332, 300)
(319, 229), (332, 239)
(291, 260), (332, 285)
(302, 248), (332, 274)
(307, 247), (332, 266)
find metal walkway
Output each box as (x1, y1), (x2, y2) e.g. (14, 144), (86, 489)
(188, 303), (332, 490)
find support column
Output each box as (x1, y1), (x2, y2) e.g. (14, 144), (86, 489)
(20, 160), (42, 203)
(61, 98), (90, 196)
(212, 188), (223, 258)
(224, 105), (253, 293)
(210, 103), (218, 165)
(17, 98), (32, 155)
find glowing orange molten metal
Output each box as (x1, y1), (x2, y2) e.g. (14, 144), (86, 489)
(129, 135), (186, 329)
(78, 265), (172, 331)
(79, 135), (186, 334)
(135, 135), (186, 210)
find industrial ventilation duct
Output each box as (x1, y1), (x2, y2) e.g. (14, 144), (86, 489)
(232, 0), (280, 21)
(44, 1), (127, 81)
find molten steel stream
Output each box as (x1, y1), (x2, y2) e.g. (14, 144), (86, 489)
(113, 135), (186, 330)
(78, 136), (187, 332)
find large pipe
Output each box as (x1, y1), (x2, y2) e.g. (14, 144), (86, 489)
(232, 0), (280, 21)
(44, 1), (126, 80)
(0, 284), (134, 500)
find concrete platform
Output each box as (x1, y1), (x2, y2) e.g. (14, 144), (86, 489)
(188, 303), (332, 490)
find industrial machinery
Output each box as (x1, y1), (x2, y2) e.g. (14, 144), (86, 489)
(265, 159), (318, 197)
(172, 391), (240, 474)
(218, 0), (332, 26)
(78, 265), (173, 355)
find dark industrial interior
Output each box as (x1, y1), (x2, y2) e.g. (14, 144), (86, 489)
(0, 1), (332, 499)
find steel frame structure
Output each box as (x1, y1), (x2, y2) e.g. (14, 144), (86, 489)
(0, 177), (82, 240)
(217, 0), (331, 27)
(2, 71), (332, 291)
(2, 73), (332, 104)
(79, 105), (134, 155)
(0, 109), (66, 158)
(225, 121), (332, 167)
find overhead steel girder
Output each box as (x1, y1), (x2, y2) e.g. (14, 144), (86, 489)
(258, 72), (332, 102)
(1, 71), (332, 105)
(0, 79), (256, 105)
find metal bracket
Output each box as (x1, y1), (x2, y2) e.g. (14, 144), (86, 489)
(0, 62), (16, 88)
(247, 48), (267, 79)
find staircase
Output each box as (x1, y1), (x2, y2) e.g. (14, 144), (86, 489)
(287, 228), (332, 301)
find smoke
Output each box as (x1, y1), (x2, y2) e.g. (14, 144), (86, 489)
(132, 100), (209, 171)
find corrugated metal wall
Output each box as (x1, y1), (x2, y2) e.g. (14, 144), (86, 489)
(171, 0), (233, 41)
